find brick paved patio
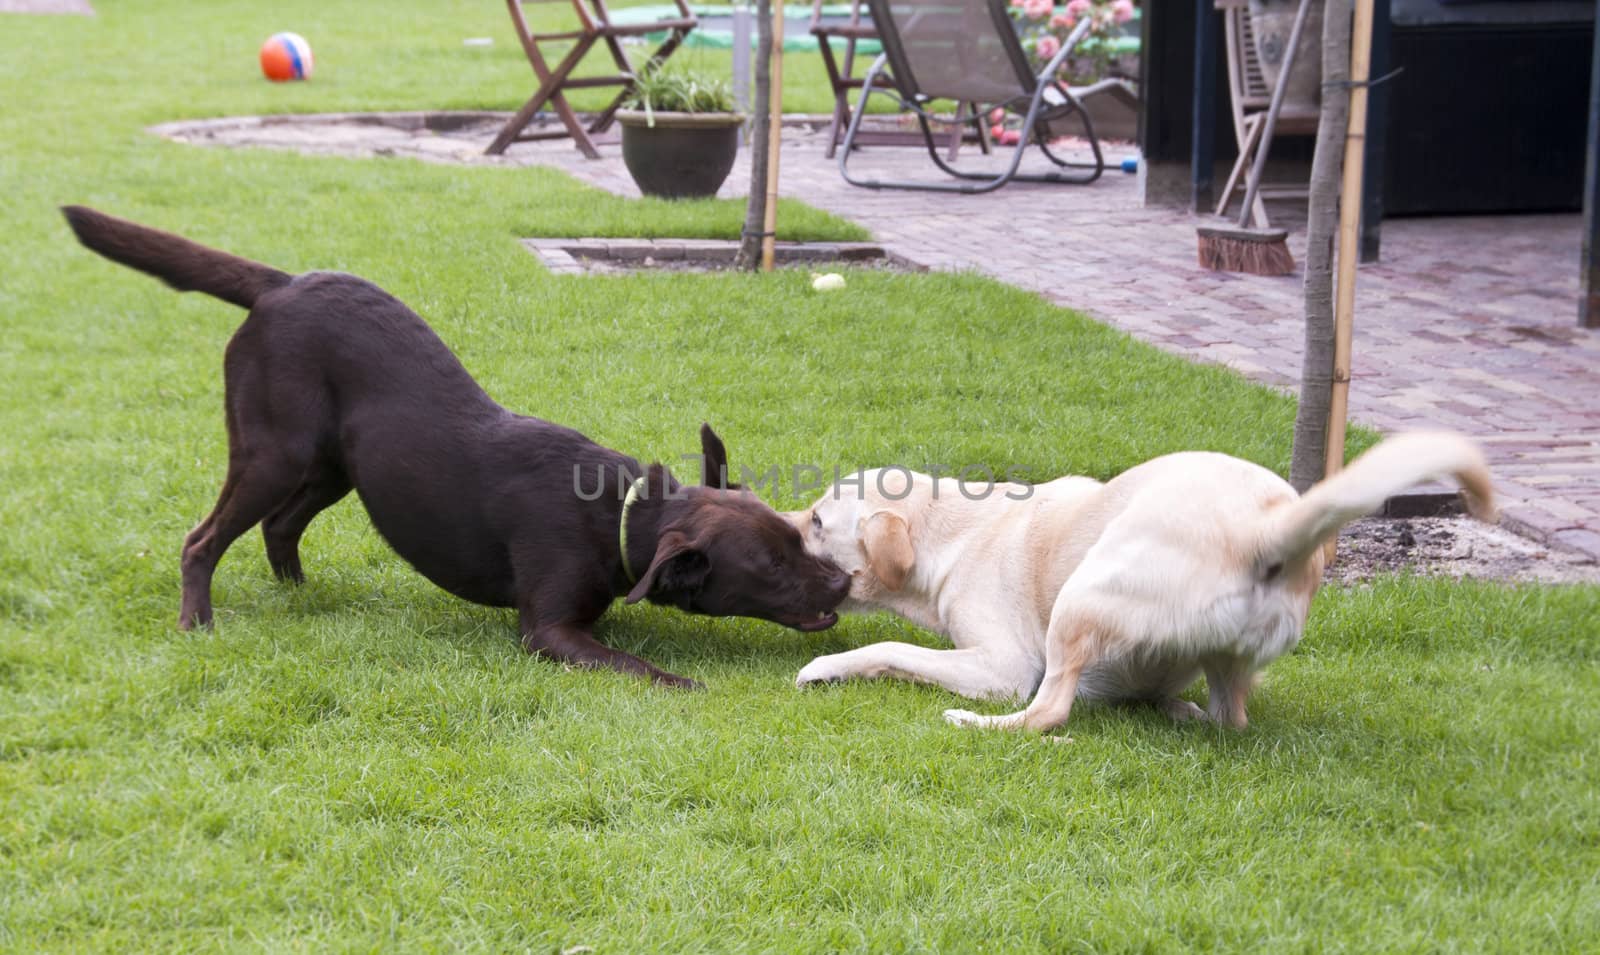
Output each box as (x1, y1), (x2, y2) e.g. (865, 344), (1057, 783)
(156, 113), (1600, 562)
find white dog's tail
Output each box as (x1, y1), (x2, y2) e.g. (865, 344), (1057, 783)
(1260, 432), (1497, 575)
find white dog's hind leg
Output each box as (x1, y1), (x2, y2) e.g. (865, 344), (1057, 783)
(797, 643), (1040, 701)
(945, 614), (1100, 732)
(1202, 654), (1257, 729)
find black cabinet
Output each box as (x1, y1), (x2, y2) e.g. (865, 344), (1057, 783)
(1384, 3), (1593, 214)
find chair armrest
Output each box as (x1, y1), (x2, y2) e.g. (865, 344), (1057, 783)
(808, 0), (827, 31)
(811, 2), (877, 37)
(608, 17), (698, 35)
(813, 23), (878, 39)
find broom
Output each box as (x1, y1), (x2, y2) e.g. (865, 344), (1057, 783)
(1196, 0), (1313, 275)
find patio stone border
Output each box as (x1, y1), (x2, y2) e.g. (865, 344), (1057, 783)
(520, 237), (925, 275)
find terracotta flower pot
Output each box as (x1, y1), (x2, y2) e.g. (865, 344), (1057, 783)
(616, 110), (744, 200)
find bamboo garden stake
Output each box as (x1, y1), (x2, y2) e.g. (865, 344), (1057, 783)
(1322, 0), (1375, 563)
(1325, 0), (1375, 486)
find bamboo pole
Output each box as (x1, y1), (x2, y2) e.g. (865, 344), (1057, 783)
(1323, 0), (1374, 562)
(760, 0), (785, 272)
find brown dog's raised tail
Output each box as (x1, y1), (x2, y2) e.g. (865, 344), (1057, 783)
(62, 205), (292, 310)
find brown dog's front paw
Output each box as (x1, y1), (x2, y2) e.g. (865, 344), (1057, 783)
(656, 672), (705, 691)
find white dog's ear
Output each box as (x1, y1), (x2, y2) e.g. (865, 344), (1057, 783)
(861, 511), (913, 592)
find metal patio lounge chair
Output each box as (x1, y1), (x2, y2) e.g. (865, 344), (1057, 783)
(808, 0), (977, 160)
(838, 0), (1105, 193)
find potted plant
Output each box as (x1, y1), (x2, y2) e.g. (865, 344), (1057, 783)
(1248, 0), (1322, 113)
(616, 66), (744, 200)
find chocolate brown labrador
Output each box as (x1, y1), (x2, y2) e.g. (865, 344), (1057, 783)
(63, 206), (848, 688)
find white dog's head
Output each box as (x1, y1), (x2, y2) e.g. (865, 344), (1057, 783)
(787, 468), (921, 609)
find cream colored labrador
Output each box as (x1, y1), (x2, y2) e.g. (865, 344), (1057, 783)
(790, 433), (1495, 733)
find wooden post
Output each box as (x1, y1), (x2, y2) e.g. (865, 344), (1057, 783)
(1583, 6), (1600, 327)
(760, 0), (786, 272)
(1323, 0), (1375, 563)
(1357, 0), (1391, 262)
(1190, 0), (1218, 212)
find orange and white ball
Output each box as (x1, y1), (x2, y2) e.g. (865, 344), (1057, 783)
(259, 32), (314, 82)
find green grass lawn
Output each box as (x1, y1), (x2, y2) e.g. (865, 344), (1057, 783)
(4, 2), (1599, 951)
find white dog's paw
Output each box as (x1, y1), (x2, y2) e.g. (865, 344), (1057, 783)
(943, 708), (983, 727)
(1162, 698), (1207, 723)
(795, 657), (846, 688)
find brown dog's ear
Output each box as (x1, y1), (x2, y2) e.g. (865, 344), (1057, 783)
(699, 423), (735, 488)
(626, 531), (711, 604)
(861, 511), (914, 592)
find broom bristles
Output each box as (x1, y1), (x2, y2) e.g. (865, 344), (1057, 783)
(1196, 225), (1295, 276)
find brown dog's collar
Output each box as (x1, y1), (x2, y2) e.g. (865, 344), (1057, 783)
(619, 474), (649, 584)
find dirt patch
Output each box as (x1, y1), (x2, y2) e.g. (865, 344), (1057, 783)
(1328, 515), (1600, 585)
(522, 237), (923, 275)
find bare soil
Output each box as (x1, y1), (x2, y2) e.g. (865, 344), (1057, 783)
(1328, 515), (1600, 585)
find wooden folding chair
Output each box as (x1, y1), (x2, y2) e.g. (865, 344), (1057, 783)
(486, 0), (698, 158)
(1214, 0), (1319, 224)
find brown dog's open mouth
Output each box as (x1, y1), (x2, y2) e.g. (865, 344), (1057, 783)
(787, 611), (839, 632)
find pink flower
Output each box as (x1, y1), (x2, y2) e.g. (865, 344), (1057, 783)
(1022, 0), (1053, 20)
(1035, 34), (1061, 60)
(1010, 0), (1024, 7)
(1066, 0), (1091, 17)
(1049, 12), (1073, 29)
(1111, 0), (1135, 24)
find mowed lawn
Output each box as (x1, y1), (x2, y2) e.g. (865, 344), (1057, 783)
(3, 3), (1599, 951)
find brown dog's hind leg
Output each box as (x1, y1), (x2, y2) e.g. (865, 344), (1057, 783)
(262, 470), (351, 583)
(180, 452), (307, 630)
